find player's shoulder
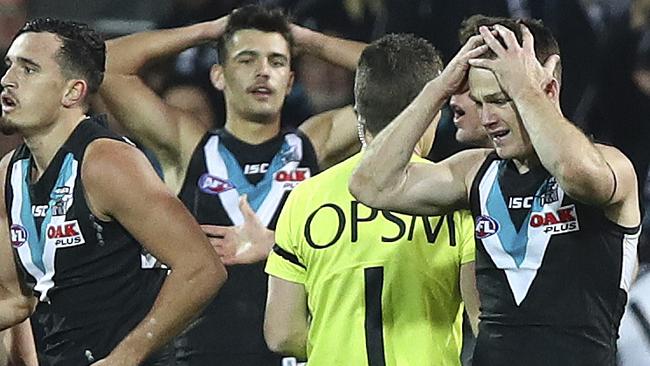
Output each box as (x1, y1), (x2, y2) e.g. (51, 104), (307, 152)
(294, 153), (360, 193)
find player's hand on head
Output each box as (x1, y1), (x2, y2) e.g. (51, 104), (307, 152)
(437, 34), (489, 97)
(289, 24), (315, 55)
(207, 15), (230, 40)
(201, 195), (274, 266)
(468, 24), (560, 98)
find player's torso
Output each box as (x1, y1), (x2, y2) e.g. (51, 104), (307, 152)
(296, 155), (467, 366)
(5, 119), (165, 364)
(469, 154), (639, 354)
(175, 128), (319, 357)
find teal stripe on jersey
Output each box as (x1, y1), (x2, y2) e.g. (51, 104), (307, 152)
(19, 153), (76, 273)
(217, 140), (293, 212)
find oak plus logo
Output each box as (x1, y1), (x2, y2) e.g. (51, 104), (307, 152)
(45, 220), (86, 248)
(275, 168), (310, 190)
(10, 224), (28, 248)
(530, 204), (580, 235)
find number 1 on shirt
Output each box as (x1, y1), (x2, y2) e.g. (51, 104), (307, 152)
(364, 266), (386, 366)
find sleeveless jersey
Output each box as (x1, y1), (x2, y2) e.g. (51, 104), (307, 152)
(176, 129), (318, 365)
(469, 152), (640, 366)
(5, 118), (166, 366)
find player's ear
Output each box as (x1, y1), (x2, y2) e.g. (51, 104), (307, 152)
(285, 70), (294, 96)
(62, 79), (87, 108)
(210, 64), (225, 91)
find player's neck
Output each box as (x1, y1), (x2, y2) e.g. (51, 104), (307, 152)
(512, 154), (541, 174)
(224, 114), (281, 145)
(25, 112), (87, 180)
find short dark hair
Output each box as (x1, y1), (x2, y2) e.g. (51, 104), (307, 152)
(459, 14), (562, 81)
(16, 18), (106, 95)
(355, 34), (443, 135)
(217, 5), (293, 64)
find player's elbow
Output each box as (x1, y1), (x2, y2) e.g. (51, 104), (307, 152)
(263, 322), (305, 356)
(349, 169), (388, 209)
(185, 254), (228, 301)
(1, 295), (36, 330)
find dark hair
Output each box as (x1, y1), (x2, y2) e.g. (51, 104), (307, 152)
(16, 18), (106, 95)
(217, 5), (293, 64)
(459, 14), (562, 81)
(355, 33), (443, 135)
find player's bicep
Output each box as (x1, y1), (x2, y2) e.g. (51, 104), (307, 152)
(100, 74), (204, 162)
(384, 151), (484, 216)
(82, 141), (217, 269)
(597, 146), (641, 228)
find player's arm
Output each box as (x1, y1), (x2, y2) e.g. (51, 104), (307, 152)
(291, 24), (366, 71)
(6, 319), (38, 366)
(349, 35), (490, 215)
(264, 276), (308, 358)
(99, 16), (228, 167)
(460, 262), (480, 336)
(82, 140), (227, 365)
(298, 106), (360, 169)
(292, 25), (365, 168)
(0, 153), (37, 331)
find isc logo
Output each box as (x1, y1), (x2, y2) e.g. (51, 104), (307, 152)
(45, 220), (86, 248)
(244, 163), (269, 175)
(508, 196), (534, 209)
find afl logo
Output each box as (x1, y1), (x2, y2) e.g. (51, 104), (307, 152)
(475, 215), (500, 239)
(10, 224), (28, 248)
(198, 174), (236, 195)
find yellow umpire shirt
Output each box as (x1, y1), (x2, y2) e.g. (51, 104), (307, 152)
(266, 153), (476, 366)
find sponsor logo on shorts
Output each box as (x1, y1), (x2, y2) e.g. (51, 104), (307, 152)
(46, 220), (86, 248)
(475, 215), (500, 239)
(10, 224), (27, 248)
(275, 168), (310, 190)
(529, 204), (579, 234)
(198, 174), (236, 195)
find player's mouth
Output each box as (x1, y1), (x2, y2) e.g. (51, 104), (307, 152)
(0, 92), (17, 114)
(247, 85), (274, 100)
(489, 129), (510, 144)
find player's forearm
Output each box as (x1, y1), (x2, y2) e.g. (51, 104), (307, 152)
(350, 78), (447, 207)
(107, 260), (226, 364)
(106, 17), (227, 75)
(513, 87), (613, 202)
(8, 319), (38, 366)
(294, 26), (366, 71)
